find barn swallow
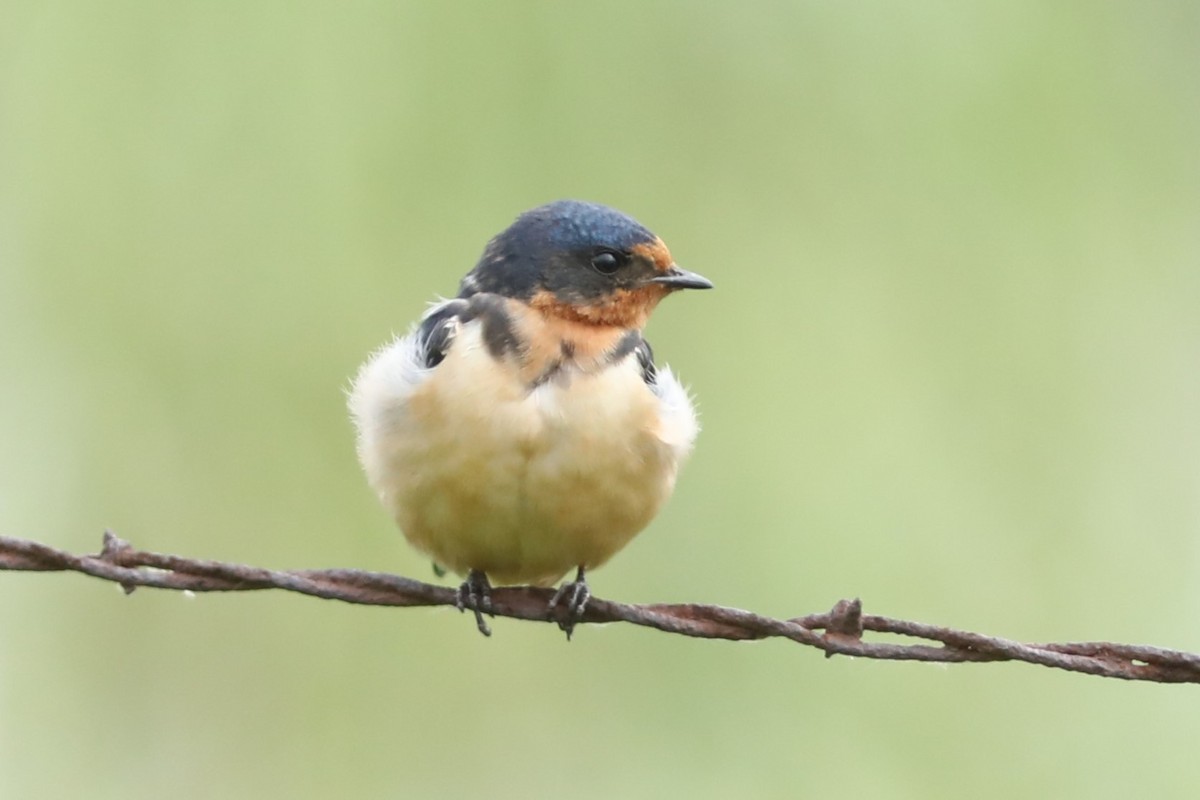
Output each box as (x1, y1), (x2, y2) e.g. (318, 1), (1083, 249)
(348, 200), (711, 637)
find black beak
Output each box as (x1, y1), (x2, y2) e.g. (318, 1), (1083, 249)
(649, 265), (714, 291)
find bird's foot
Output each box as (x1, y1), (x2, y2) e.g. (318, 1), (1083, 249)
(455, 570), (494, 637)
(548, 566), (590, 640)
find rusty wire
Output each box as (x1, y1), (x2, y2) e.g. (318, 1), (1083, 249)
(2, 532), (1197, 684)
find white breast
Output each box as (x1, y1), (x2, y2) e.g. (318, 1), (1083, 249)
(348, 315), (698, 586)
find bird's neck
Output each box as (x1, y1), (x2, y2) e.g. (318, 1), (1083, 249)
(528, 286), (667, 330)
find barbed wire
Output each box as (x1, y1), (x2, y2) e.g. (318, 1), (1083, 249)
(2, 532), (1197, 684)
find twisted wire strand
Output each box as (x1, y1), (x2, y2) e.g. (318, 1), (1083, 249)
(2, 532), (1196, 683)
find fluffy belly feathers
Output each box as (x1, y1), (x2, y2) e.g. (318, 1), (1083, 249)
(350, 321), (697, 586)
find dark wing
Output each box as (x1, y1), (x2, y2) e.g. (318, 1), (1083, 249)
(416, 295), (522, 368)
(610, 330), (657, 386)
(416, 299), (469, 368)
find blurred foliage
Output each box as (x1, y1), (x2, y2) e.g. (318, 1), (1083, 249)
(2, 2), (1199, 798)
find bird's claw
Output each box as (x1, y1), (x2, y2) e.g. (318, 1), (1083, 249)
(549, 566), (590, 640)
(456, 570), (494, 637)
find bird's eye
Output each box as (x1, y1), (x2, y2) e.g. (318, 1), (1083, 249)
(590, 250), (624, 275)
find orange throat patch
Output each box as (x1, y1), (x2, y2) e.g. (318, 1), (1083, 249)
(528, 285), (669, 330)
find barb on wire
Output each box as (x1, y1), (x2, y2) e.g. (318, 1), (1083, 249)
(2, 532), (1197, 684)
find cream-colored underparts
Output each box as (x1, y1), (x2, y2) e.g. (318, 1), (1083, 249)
(348, 307), (698, 586)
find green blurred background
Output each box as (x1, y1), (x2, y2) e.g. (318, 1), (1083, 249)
(2, 2), (1199, 798)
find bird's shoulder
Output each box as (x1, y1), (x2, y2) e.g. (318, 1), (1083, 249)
(415, 293), (657, 386)
(414, 293), (519, 369)
(606, 327), (657, 385)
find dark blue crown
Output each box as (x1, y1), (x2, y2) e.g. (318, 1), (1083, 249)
(519, 200), (656, 252)
(460, 201), (658, 300)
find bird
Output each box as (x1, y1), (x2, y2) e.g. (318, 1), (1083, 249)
(348, 200), (711, 637)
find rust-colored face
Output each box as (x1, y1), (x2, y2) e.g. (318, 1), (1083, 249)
(527, 236), (704, 329)
(631, 238), (675, 274)
(529, 283), (671, 330)
(460, 202), (709, 330)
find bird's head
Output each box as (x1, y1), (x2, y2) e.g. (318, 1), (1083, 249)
(460, 200), (712, 329)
